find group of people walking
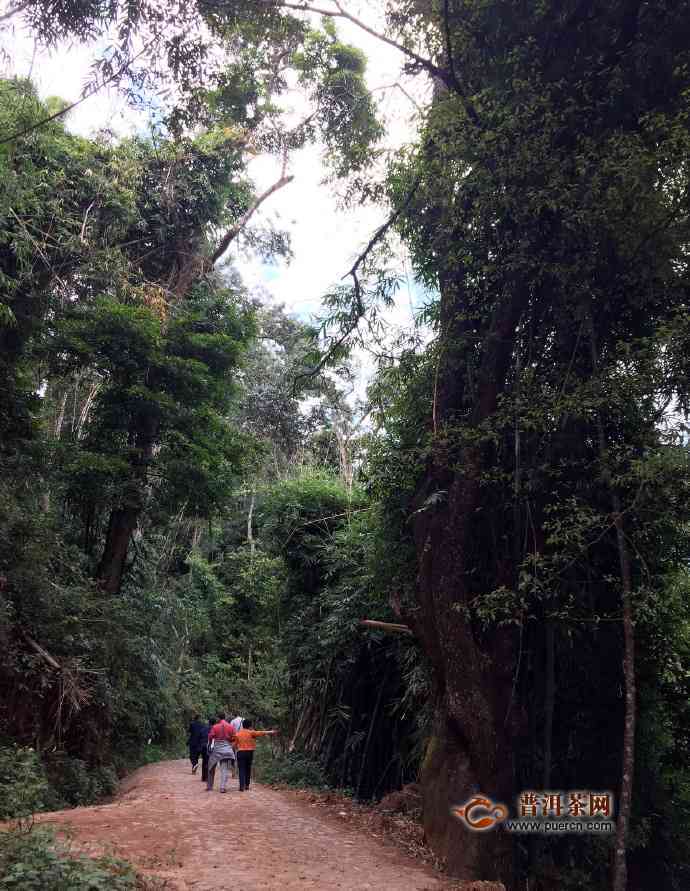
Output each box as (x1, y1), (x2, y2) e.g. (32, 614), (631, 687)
(187, 712), (278, 793)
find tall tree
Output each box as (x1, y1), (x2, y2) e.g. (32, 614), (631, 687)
(0, 80), (106, 453)
(276, 2), (690, 886)
(4, 2), (382, 594)
(379, 3), (690, 886)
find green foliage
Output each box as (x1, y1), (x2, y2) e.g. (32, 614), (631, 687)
(230, 303), (319, 475)
(0, 78), (106, 450)
(17, 1), (381, 173)
(255, 750), (330, 790)
(0, 20), (390, 884)
(44, 756), (118, 809)
(260, 473), (366, 580)
(294, 25), (383, 176)
(347, 1), (690, 884)
(0, 827), (142, 891)
(254, 472), (428, 799)
(0, 747), (50, 822)
(4, 5), (690, 888)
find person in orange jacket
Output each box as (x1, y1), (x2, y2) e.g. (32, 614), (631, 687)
(231, 718), (279, 792)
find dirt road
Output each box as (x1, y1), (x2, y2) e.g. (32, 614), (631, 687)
(36, 759), (454, 890)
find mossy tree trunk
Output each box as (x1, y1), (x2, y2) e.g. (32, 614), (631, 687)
(402, 277), (528, 885)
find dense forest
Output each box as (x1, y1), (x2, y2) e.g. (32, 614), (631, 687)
(1, 2), (690, 890)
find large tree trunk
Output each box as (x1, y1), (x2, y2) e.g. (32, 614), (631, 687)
(404, 269), (527, 885)
(96, 505), (141, 595)
(96, 412), (157, 594)
(413, 493), (517, 883)
(420, 704), (513, 882)
(94, 244), (198, 595)
(411, 458), (516, 884)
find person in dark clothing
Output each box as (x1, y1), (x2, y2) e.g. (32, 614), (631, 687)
(188, 713), (209, 774)
(201, 715), (215, 782)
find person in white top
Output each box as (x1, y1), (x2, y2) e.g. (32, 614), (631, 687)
(228, 715), (243, 778)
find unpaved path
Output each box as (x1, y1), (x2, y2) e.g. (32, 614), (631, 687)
(36, 759), (453, 890)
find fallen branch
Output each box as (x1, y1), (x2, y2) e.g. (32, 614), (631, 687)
(23, 633), (61, 670)
(22, 633), (92, 743)
(360, 619), (413, 635)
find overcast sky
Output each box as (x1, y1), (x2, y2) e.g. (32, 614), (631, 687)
(2, 2), (432, 389)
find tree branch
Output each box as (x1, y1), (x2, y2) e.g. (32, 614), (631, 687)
(209, 171), (294, 266)
(295, 177), (421, 384)
(370, 81), (422, 112)
(441, 0), (481, 127)
(266, 0), (451, 85)
(0, 39), (156, 146)
(273, 0), (484, 130)
(443, 0), (459, 89)
(345, 177), (420, 288)
(0, 1), (30, 23)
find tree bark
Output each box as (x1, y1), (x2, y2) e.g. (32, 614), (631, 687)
(54, 389), (68, 439)
(412, 480), (511, 880)
(289, 702), (311, 753)
(76, 379), (101, 439)
(96, 411), (156, 594)
(333, 416), (354, 493)
(403, 270), (528, 884)
(96, 505), (141, 595)
(412, 511), (516, 882)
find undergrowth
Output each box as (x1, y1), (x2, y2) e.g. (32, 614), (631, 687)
(0, 743), (183, 818)
(254, 750), (332, 790)
(0, 827), (146, 890)
(0, 744), (167, 889)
